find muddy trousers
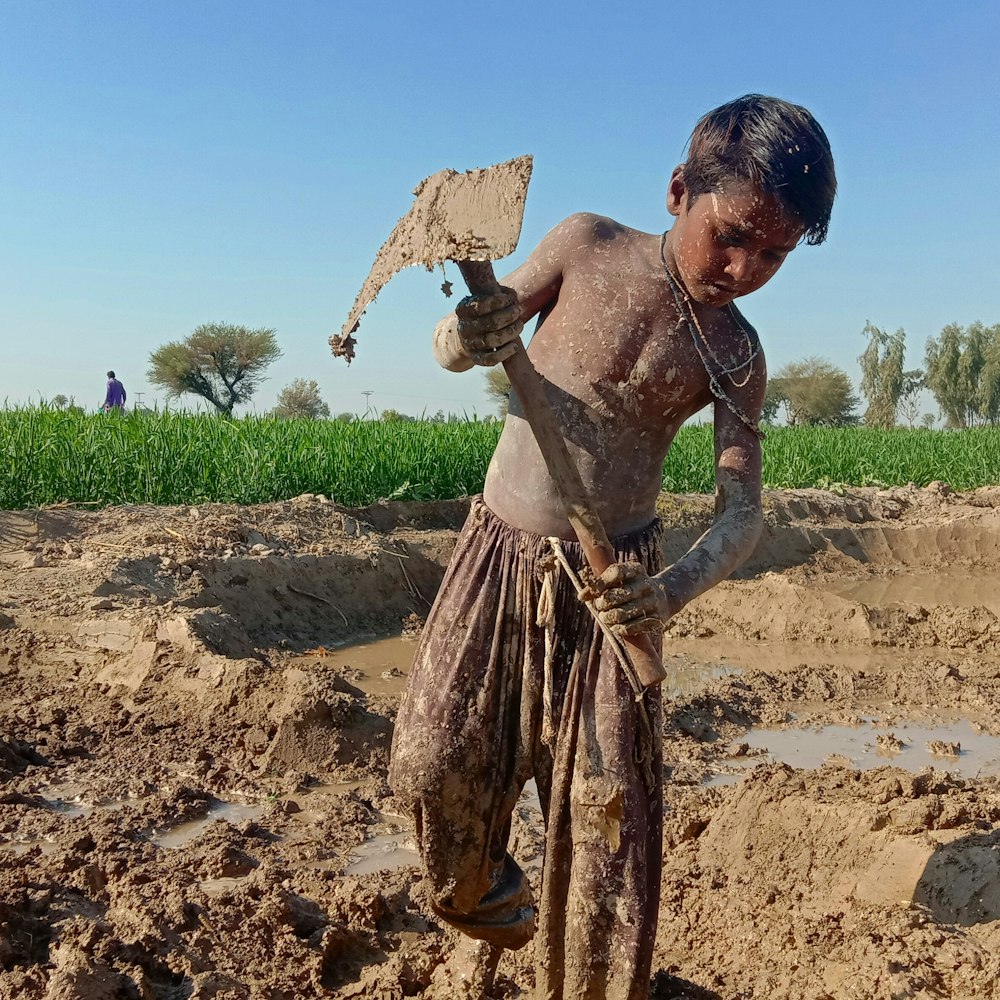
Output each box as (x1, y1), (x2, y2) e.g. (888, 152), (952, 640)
(390, 499), (664, 1000)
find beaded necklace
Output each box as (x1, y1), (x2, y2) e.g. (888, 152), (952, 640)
(658, 231), (765, 440)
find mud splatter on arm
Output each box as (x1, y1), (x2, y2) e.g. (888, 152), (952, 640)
(657, 365), (766, 613)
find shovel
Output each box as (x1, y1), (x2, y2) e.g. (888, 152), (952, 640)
(334, 155), (666, 687)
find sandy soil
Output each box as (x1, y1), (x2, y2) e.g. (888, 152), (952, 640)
(2, 484), (1000, 999)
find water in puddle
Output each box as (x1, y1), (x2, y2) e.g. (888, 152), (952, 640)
(37, 780), (143, 818)
(823, 572), (1000, 615)
(0, 837), (58, 856)
(296, 635), (416, 698)
(344, 813), (419, 875)
(40, 782), (93, 817)
(709, 718), (1000, 786)
(343, 781), (545, 877)
(662, 653), (741, 699)
(152, 801), (264, 849)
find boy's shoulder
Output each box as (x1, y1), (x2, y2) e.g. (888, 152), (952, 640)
(728, 302), (763, 352)
(553, 212), (636, 246)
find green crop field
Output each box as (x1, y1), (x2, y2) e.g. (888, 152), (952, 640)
(2, 407), (998, 509)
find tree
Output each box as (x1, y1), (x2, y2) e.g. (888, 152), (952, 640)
(925, 322), (1000, 427)
(272, 378), (330, 420)
(484, 367), (511, 417)
(147, 322), (281, 416)
(51, 394), (70, 409)
(858, 322), (909, 429)
(760, 381), (785, 424)
(380, 408), (415, 423)
(768, 357), (859, 426)
(897, 371), (926, 428)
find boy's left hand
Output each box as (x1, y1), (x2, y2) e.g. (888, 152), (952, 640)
(579, 562), (675, 637)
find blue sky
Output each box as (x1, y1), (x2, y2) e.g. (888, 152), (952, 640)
(2, 1), (998, 419)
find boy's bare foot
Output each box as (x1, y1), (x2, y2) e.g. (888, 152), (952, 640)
(426, 937), (502, 999)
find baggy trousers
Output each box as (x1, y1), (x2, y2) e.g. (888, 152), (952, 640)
(390, 499), (663, 1000)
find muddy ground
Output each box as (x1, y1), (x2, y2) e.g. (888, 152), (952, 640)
(2, 485), (1000, 999)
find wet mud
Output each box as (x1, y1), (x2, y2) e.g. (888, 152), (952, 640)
(2, 485), (1000, 998)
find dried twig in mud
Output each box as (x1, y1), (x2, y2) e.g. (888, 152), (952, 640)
(395, 554), (430, 607)
(287, 583), (349, 626)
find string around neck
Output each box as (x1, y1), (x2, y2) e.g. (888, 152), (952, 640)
(658, 231), (765, 441)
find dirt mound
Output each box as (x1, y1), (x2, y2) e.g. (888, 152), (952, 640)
(2, 486), (1000, 998)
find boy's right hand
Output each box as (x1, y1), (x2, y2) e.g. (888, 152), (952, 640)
(455, 287), (523, 366)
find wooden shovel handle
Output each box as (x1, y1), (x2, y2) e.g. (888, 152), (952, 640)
(458, 259), (666, 687)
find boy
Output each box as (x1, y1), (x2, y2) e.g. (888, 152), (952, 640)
(390, 94), (836, 999)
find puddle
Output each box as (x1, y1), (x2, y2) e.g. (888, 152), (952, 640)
(311, 780), (366, 795)
(821, 572), (1000, 615)
(344, 813), (419, 875)
(297, 633), (956, 706)
(0, 837), (58, 856)
(295, 635), (415, 698)
(40, 782), (93, 818)
(662, 653), (741, 699)
(28, 780), (144, 819)
(709, 719), (1000, 786)
(151, 801), (265, 850)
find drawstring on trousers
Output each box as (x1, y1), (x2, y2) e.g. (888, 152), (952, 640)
(537, 538), (657, 793)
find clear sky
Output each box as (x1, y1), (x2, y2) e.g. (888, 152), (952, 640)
(2, 1), (998, 419)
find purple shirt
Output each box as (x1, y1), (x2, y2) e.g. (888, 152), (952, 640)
(104, 378), (126, 410)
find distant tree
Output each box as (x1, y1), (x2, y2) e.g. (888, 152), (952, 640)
(51, 394), (70, 409)
(484, 367), (511, 417)
(925, 321), (1000, 427)
(380, 408), (415, 423)
(335, 412), (355, 422)
(920, 412), (936, 431)
(896, 371), (926, 428)
(858, 322), (909, 429)
(760, 380), (786, 424)
(272, 378), (330, 420)
(769, 357), (860, 426)
(147, 322), (281, 416)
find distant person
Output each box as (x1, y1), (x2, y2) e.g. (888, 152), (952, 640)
(103, 371), (126, 412)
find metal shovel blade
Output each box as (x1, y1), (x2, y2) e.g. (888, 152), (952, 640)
(339, 154), (533, 344)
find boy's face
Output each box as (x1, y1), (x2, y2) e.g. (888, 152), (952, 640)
(666, 168), (804, 306)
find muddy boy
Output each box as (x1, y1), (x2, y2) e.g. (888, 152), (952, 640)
(391, 94), (836, 998)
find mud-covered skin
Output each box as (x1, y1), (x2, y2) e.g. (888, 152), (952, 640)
(436, 174), (803, 634)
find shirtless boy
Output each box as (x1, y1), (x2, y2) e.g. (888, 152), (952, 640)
(391, 94), (836, 999)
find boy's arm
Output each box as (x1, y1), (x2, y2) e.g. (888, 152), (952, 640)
(432, 214), (593, 372)
(658, 386), (765, 611)
(584, 363), (766, 636)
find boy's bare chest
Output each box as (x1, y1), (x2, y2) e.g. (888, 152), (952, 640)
(530, 267), (754, 424)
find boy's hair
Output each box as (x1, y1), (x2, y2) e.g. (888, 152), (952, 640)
(683, 94), (836, 245)
(107, 370), (115, 378)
